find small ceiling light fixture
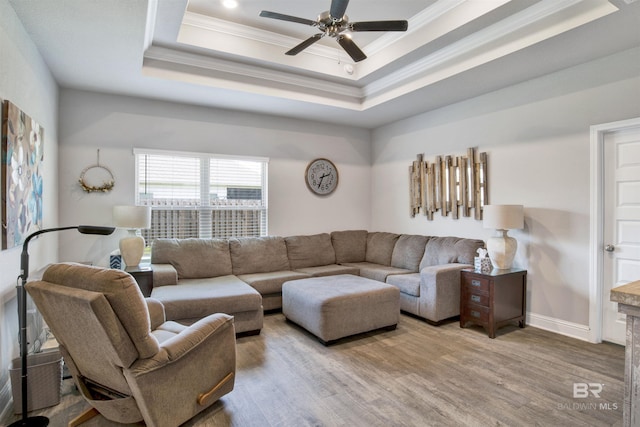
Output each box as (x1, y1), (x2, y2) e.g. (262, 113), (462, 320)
(222, 0), (238, 9)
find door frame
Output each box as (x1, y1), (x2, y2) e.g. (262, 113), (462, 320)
(589, 117), (640, 343)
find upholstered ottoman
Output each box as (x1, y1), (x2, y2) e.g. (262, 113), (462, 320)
(282, 274), (400, 345)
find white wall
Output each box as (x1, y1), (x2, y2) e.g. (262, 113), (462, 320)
(57, 89), (372, 265)
(0, 0), (59, 414)
(371, 47), (640, 336)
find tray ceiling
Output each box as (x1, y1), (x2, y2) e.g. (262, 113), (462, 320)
(8, 0), (640, 128)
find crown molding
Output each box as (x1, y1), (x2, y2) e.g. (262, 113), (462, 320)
(143, 45), (364, 107)
(363, 0), (618, 100)
(145, 0), (620, 112)
(364, 0), (466, 56)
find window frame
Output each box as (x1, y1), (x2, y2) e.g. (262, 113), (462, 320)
(133, 148), (269, 242)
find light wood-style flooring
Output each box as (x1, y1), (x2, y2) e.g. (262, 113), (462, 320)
(3, 313), (625, 426)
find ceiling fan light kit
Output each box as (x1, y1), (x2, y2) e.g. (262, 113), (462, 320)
(260, 0), (408, 62)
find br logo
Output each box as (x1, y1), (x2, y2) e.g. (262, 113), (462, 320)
(573, 383), (603, 398)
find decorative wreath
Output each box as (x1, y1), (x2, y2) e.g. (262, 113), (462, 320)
(79, 164), (115, 193)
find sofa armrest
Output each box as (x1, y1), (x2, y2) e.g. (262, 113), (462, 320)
(151, 263), (178, 287)
(418, 263), (472, 322)
(124, 314), (236, 426)
(159, 314), (234, 361)
(145, 298), (166, 330)
(127, 313), (234, 373)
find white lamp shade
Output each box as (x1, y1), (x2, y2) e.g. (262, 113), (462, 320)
(113, 205), (151, 229)
(483, 205), (524, 230)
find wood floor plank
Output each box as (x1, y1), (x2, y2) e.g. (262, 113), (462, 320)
(3, 313), (625, 426)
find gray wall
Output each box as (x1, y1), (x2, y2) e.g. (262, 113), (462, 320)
(371, 47), (640, 338)
(0, 0), (59, 416)
(56, 90), (373, 266)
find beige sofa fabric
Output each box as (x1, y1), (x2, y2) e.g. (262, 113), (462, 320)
(341, 262), (412, 282)
(293, 264), (360, 277)
(391, 234), (430, 271)
(151, 263), (179, 287)
(385, 272), (420, 297)
(365, 232), (400, 265)
(41, 262), (159, 359)
(418, 263), (474, 322)
(285, 233), (336, 269)
(230, 236), (290, 275)
(386, 236), (485, 323)
(27, 263), (237, 427)
(149, 231), (486, 325)
(343, 232), (420, 282)
(237, 271), (310, 311)
(237, 271), (310, 295)
(151, 275), (262, 320)
(331, 230), (368, 263)
(149, 267), (264, 334)
(283, 275), (400, 343)
(286, 233), (359, 277)
(152, 238), (233, 279)
(420, 236), (484, 268)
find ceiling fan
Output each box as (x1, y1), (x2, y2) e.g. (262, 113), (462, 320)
(259, 0), (408, 63)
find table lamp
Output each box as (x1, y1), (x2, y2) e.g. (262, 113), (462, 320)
(483, 204), (524, 270)
(113, 205), (151, 267)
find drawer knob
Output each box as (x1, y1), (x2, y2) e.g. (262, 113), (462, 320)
(471, 295), (481, 303)
(471, 280), (481, 287)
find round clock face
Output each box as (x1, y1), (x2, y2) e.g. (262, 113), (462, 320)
(305, 158), (338, 195)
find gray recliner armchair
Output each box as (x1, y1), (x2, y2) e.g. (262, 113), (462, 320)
(26, 263), (236, 427)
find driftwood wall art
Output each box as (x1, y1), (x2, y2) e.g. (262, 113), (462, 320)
(410, 147), (487, 220)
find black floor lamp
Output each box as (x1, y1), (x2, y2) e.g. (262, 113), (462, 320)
(9, 225), (115, 427)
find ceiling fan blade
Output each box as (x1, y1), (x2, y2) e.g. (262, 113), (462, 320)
(259, 11), (318, 27)
(337, 35), (366, 62)
(351, 20), (408, 32)
(286, 34), (324, 56)
(329, 0), (350, 20)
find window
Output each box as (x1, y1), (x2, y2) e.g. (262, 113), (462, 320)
(135, 149), (268, 244)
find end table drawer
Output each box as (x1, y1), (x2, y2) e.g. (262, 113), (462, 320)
(466, 293), (489, 307)
(464, 304), (489, 323)
(463, 276), (490, 293)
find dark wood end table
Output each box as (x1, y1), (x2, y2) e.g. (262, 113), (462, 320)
(460, 268), (527, 338)
(125, 265), (153, 297)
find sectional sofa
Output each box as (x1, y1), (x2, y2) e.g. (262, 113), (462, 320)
(149, 230), (484, 334)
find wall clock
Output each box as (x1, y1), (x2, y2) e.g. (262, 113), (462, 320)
(305, 158), (339, 195)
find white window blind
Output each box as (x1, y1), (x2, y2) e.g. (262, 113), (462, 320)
(135, 149), (268, 243)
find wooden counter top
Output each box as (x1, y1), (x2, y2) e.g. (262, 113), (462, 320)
(610, 280), (640, 307)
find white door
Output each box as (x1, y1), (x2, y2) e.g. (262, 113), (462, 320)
(602, 125), (640, 344)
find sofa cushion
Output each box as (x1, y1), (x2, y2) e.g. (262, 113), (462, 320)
(331, 230), (368, 263)
(386, 273), (420, 297)
(229, 236), (290, 275)
(365, 232), (400, 266)
(151, 238), (232, 279)
(391, 235), (430, 271)
(419, 236), (485, 269)
(285, 233), (336, 269)
(238, 271), (310, 295)
(294, 264), (360, 277)
(341, 262), (412, 282)
(150, 275), (262, 321)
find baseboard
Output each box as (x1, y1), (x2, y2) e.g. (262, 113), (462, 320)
(527, 312), (592, 342)
(0, 377), (13, 422)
